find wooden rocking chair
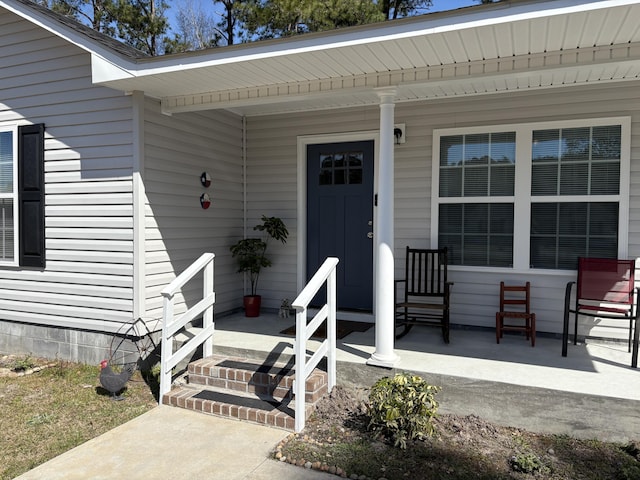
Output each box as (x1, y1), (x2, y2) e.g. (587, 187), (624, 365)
(395, 247), (453, 343)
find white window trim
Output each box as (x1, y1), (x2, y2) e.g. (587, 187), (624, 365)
(0, 124), (18, 266)
(431, 116), (631, 274)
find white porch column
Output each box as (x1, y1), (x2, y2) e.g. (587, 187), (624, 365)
(367, 88), (400, 368)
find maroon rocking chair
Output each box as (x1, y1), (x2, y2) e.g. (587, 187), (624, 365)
(563, 257), (639, 368)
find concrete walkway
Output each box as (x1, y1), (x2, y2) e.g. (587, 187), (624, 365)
(14, 406), (334, 480)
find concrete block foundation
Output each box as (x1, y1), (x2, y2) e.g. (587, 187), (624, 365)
(0, 320), (160, 367)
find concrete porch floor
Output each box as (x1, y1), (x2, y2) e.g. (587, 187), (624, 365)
(212, 312), (640, 442)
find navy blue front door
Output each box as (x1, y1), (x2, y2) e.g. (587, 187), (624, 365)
(307, 141), (374, 311)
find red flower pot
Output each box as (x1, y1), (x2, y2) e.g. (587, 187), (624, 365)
(243, 295), (261, 317)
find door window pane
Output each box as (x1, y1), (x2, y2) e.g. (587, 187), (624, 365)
(319, 154), (333, 185)
(319, 151), (363, 185)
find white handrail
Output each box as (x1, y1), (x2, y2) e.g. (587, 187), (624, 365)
(292, 257), (339, 432)
(159, 252), (215, 399)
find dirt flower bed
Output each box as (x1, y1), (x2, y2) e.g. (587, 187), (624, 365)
(275, 386), (640, 480)
(0, 354), (57, 378)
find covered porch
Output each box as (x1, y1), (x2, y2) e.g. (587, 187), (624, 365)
(93, 0), (640, 369)
(209, 312), (640, 442)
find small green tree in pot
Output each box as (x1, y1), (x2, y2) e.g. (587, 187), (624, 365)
(230, 215), (288, 317)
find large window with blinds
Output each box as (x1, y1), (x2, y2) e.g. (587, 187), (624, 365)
(433, 118), (629, 271)
(0, 127), (17, 264)
(438, 132), (516, 267)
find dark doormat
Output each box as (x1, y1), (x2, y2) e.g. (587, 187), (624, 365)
(279, 319), (372, 340)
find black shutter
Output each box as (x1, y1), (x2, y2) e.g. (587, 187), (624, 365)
(18, 123), (45, 268)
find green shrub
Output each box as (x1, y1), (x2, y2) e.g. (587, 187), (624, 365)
(367, 372), (440, 449)
(11, 355), (36, 372)
(509, 451), (549, 474)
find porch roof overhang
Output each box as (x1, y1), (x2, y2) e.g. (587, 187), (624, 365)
(92, 0), (640, 116)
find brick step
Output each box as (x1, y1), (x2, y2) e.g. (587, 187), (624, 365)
(187, 355), (328, 403)
(162, 385), (311, 431)
(161, 354), (328, 431)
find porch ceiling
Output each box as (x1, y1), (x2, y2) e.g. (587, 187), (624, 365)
(93, 0), (640, 116)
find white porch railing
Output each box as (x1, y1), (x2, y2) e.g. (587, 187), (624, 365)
(159, 253), (215, 399)
(292, 257), (339, 432)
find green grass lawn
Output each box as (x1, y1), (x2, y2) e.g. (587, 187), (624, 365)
(0, 358), (157, 480)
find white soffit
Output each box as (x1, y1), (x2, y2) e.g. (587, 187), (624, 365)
(90, 0), (640, 116)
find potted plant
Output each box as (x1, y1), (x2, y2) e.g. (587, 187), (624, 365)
(230, 215), (288, 317)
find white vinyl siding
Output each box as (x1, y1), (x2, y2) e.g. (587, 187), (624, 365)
(143, 99), (243, 322)
(0, 9), (135, 333)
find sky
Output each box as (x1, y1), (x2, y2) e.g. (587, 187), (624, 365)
(430, 0), (479, 12)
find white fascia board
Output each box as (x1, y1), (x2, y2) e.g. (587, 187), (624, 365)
(91, 54), (137, 84)
(94, 0), (639, 83)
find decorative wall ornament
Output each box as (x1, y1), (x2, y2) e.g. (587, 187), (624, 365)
(200, 193), (211, 209)
(200, 171), (211, 187)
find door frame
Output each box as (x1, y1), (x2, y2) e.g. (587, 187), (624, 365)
(297, 131), (379, 319)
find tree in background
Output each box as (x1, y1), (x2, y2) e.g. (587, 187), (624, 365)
(172, 0), (219, 49)
(38, 0), (500, 54)
(381, 0), (432, 20)
(37, 0), (172, 55)
(305, 0), (386, 32)
(172, 0), (247, 48)
(239, 0), (432, 40)
(238, 0), (309, 40)
(37, 0), (115, 34)
(215, 0), (239, 45)
(109, 0), (169, 55)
